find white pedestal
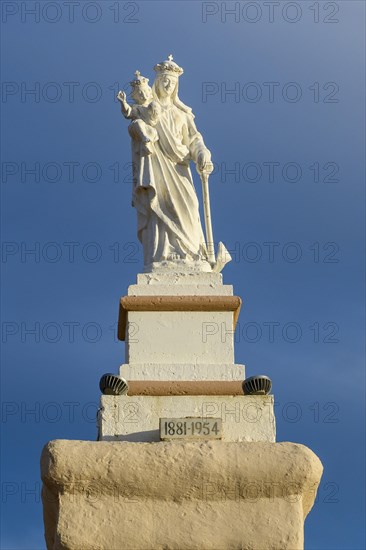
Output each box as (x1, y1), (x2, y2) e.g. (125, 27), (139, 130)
(98, 394), (275, 442)
(95, 272), (274, 444)
(120, 363), (245, 380)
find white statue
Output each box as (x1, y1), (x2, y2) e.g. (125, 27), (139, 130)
(117, 55), (231, 273)
(118, 71), (161, 157)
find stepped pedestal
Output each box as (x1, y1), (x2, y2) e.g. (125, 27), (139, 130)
(41, 272), (323, 549)
(97, 272), (276, 443)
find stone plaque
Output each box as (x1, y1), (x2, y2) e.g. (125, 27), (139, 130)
(160, 417), (222, 440)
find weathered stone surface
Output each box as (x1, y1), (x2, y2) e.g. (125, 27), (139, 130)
(125, 311), (236, 364)
(127, 380), (244, 395)
(129, 272), (233, 296)
(98, 395), (276, 442)
(41, 439), (323, 550)
(120, 362), (245, 381)
(137, 272), (224, 285)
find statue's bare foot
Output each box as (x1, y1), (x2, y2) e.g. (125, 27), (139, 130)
(167, 253), (181, 261)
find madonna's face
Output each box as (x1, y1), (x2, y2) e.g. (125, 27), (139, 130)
(157, 75), (177, 98)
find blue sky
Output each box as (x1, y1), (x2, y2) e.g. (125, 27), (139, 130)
(1, 1), (365, 548)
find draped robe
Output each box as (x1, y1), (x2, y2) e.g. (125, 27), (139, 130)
(130, 101), (209, 269)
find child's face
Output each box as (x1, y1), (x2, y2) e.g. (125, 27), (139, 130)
(131, 85), (151, 104)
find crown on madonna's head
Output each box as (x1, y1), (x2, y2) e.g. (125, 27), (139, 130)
(130, 70), (150, 88)
(154, 54), (183, 77)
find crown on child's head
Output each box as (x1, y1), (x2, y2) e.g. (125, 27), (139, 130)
(154, 54), (183, 77)
(130, 70), (149, 88)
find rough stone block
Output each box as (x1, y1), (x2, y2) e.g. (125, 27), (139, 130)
(41, 439), (323, 550)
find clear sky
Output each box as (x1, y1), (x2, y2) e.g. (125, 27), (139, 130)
(1, 1), (365, 548)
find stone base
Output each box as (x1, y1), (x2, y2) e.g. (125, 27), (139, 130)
(124, 308), (238, 363)
(146, 259), (212, 273)
(120, 362), (245, 380)
(98, 395), (276, 442)
(119, 274), (240, 365)
(129, 272), (233, 296)
(41, 440), (323, 550)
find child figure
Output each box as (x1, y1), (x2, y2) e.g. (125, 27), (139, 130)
(117, 71), (160, 156)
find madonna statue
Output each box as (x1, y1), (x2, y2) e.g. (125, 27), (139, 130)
(117, 55), (216, 273)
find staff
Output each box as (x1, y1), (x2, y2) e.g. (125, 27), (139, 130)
(200, 165), (232, 272)
(200, 169), (216, 266)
